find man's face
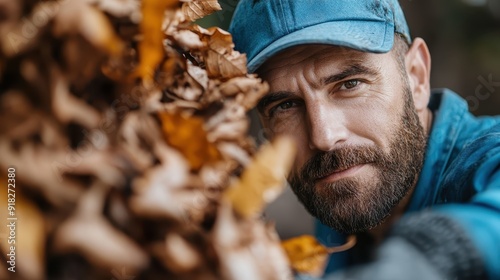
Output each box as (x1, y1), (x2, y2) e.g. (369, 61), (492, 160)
(256, 44), (427, 234)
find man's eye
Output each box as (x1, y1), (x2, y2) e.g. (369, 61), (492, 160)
(267, 100), (297, 117)
(277, 101), (295, 110)
(340, 80), (360, 90)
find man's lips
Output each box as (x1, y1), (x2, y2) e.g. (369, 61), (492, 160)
(316, 164), (367, 183)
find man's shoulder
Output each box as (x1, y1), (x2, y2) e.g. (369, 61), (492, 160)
(428, 88), (500, 202)
(430, 88), (500, 147)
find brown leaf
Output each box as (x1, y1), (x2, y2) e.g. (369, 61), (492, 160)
(187, 62), (209, 90)
(173, 29), (206, 50)
(205, 50), (247, 79)
(53, 185), (149, 271)
(224, 136), (296, 219)
(163, 233), (203, 272)
(159, 111), (221, 171)
(50, 65), (101, 128)
(199, 28), (248, 79)
(182, 0), (221, 21)
(205, 27), (233, 54)
(213, 203), (293, 280)
(129, 145), (196, 220)
(234, 78), (270, 111)
(96, 0), (141, 20)
(53, 0), (123, 55)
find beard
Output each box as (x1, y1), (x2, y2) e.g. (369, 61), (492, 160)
(288, 86), (427, 234)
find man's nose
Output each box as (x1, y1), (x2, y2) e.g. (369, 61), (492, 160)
(306, 102), (348, 151)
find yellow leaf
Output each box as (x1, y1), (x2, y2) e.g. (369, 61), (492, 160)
(224, 136), (296, 218)
(0, 175), (45, 280)
(136, 0), (180, 83)
(158, 111), (221, 171)
(281, 235), (357, 277)
(182, 0), (222, 21)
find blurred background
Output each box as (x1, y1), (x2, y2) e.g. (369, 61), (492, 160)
(197, 0), (500, 239)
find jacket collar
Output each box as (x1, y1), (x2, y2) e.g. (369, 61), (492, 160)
(407, 89), (469, 211)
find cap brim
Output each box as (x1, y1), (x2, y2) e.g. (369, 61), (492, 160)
(247, 19), (394, 73)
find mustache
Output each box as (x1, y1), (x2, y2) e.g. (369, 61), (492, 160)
(299, 146), (383, 182)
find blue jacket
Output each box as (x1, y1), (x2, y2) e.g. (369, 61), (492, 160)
(316, 89), (500, 279)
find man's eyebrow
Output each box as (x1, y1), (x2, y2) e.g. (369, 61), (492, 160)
(256, 91), (293, 113)
(321, 63), (379, 85)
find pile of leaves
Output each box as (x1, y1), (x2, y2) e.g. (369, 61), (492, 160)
(0, 0), (299, 279)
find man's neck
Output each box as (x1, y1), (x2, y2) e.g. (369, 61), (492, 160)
(367, 184), (416, 244)
(366, 108), (433, 244)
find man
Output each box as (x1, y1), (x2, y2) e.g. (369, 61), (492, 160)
(229, 1), (500, 279)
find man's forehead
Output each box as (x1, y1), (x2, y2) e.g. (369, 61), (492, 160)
(257, 44), (378, 77)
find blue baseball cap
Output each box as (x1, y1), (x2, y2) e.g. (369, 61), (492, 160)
(229, 0), (411, 73)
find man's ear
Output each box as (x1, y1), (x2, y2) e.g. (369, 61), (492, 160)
(405, 37), (431, 113)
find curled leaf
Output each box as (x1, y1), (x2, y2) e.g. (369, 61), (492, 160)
(281, 235), (357, 277)
(205, 50), (247, 79)
(182, 0), (221, 21)
(189, 27), (248, 79)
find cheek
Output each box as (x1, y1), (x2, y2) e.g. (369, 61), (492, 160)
(266, 115), (311, 174)
(345, 94), (400, 150)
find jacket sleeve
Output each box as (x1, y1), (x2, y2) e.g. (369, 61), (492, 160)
(431, 127), (500, 279)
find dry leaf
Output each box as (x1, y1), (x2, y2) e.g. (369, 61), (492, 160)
(205, 27), (233, 55)
(173, 29), (206, 50)
(213, 203), (293, 280)
(53, 0), (123, 54)
(129, 147), (195, 220)
(0, 1), (53, 56)
(159, 111), (221, 171)
(163, 233), (202, 272)
(50, 65), (101, 128)
(205, 49), (247, 79)
(281, 235), (357, 277)
(202, 28), (247, 79)
(96, 0), (141, 20)
(136, 0), (179, 83)
(53, 185), (149, 271)
(0, 177), (45, 280)
(187, 62), (209, 90)
(281, 235), (328, 277)
(224, 136), (296, 218)
(182, 0), (221, 21)
(0, 0), (297, 278)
